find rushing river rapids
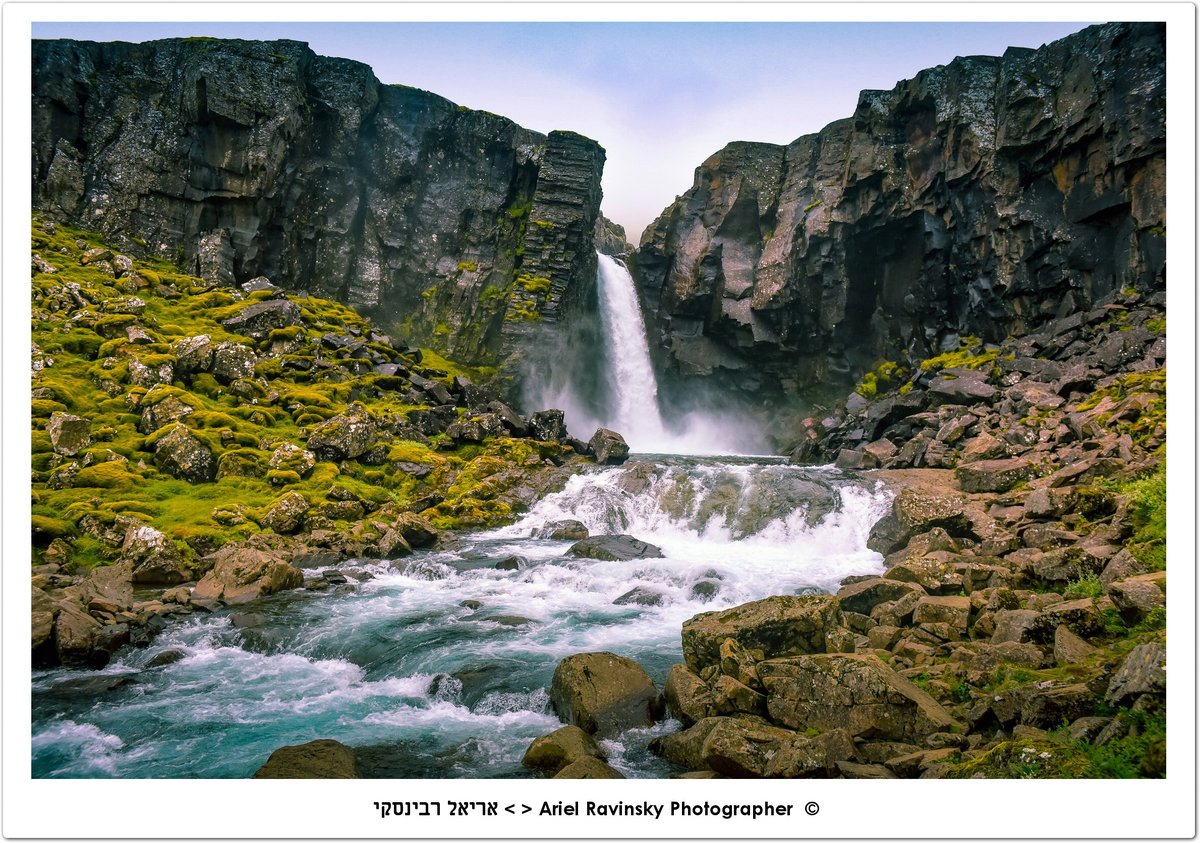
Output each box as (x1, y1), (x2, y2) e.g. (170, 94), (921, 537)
(32, 457), (891, 778)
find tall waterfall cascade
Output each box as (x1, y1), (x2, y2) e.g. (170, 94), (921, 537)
(538, 253), (766, 455)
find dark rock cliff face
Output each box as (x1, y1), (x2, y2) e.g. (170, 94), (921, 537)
(31, 37), (605, 377)
(634, 23), (1165, 407)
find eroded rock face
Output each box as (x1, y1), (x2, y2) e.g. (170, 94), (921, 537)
(633, 23), (1164, 406)
(32, 38), (605, 371)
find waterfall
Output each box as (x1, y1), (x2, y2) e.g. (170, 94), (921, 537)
(595, 254), (669, 447)
(523, 253), (768, 455)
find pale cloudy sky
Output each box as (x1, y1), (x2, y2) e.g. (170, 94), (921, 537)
(33, 21), (1091, 241)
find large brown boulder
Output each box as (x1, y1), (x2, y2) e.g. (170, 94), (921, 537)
(32, 586), (59, 651)
(522, 725), (606, 774)
(759, 653), (960, 742)
(193, 546), (303, 606)
(836, 578), (925, 617)
(588, 428), (630, 465)
(549, 652), (664, 737)
(53, 599), (104, 667)
(253, 739), (359, 778)
(681, 595), (841, 674)
(955, 457), (1040, 493)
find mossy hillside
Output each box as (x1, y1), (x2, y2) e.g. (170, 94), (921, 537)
(30, 217), (575, 572)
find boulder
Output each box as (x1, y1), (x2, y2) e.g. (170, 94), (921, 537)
(386, 512), (439, 548)
(306, 404), (379, 461)
(83, 559), (134, 609)
(868, 487), (973, 554)
(653, 715), (846, 778)
(46, 411), (91, 456)
(837, 578), (926, 617)
(262, 491), (310, 535)
(53, 599), (104, 667)
(32, 586), (58, 651)
(521, 725), (606, 774)
(153, 424), (216, 483)
(681, 595), (841, 673)
(990, 609), (1041, 644)
(1054, 625), (1098, 665)
(139, 393), (194, 434)
(192, 546), (304, 606)
(528, 409), (567, 442)
(567, 534), (663, 561)
(1105, 642), (1166, 705)
(1107, 571), (1165, 621)
(926, 371), (998, 404)
(549, 652), (663, 737)
(537, 519), (589, 541)
(912, 596), (971, 632)
(221, 299), (302, 339)
(613, 587), (665, 607)
(588, 428), (630, 465)
(253, 739), (359, 778)
(268, 443), (316, 478)
(759, 654), (960, 742)
(552, 757), (625, 779)
(955, 458), (1040, 493)
(664, 663), (716, 726)
(172, 334), (214, 375)
(1020, 684), (1095, 729)
(209, 341), (257, 384)
(120, 524), (189, 585)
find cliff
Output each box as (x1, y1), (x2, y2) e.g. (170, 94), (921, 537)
(31, 37), (605, 379)
(634, 23), (1165, 408)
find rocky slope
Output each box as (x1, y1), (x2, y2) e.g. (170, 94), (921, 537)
(32, 37), (605, 382)
(30, 217), (625, 668)
(512, 276), (1167, 778)
(634, 22), (1165, 413)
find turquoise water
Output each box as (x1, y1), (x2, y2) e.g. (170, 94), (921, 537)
(31, 458), (890, 778)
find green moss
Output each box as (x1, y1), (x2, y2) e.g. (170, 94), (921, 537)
(803, 199), (822, 213)
(1124, 463), (1166, 570)
(31, 515), (76, 543)
(73, 461), (146, 490)
(456, 261), (478, 272)
(919, 337), (998, 373)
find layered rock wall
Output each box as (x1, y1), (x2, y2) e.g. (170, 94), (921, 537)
(31, 38), (605, 373)
(634, 23), (1165, 405)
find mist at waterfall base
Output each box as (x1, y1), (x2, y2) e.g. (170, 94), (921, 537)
(524, 254), (769, 455)
(32, 459), (892, 778)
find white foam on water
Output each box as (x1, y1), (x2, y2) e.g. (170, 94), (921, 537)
(31, 721), (132, 776)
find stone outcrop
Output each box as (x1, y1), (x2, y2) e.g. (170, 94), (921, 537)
(32, 37), (605, 376)
(633, 23), (1164, 409)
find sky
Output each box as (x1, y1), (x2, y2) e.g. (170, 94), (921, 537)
(32, 21), (1092, 241)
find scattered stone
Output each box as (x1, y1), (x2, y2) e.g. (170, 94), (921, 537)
(613, 587), (665, 607)
(1054, 624), (1098, 665)
(307, 404), (379, 461)
(262, 491), (310, 535)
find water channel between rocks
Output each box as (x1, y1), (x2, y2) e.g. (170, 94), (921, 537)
(32, 455), (892, 778)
